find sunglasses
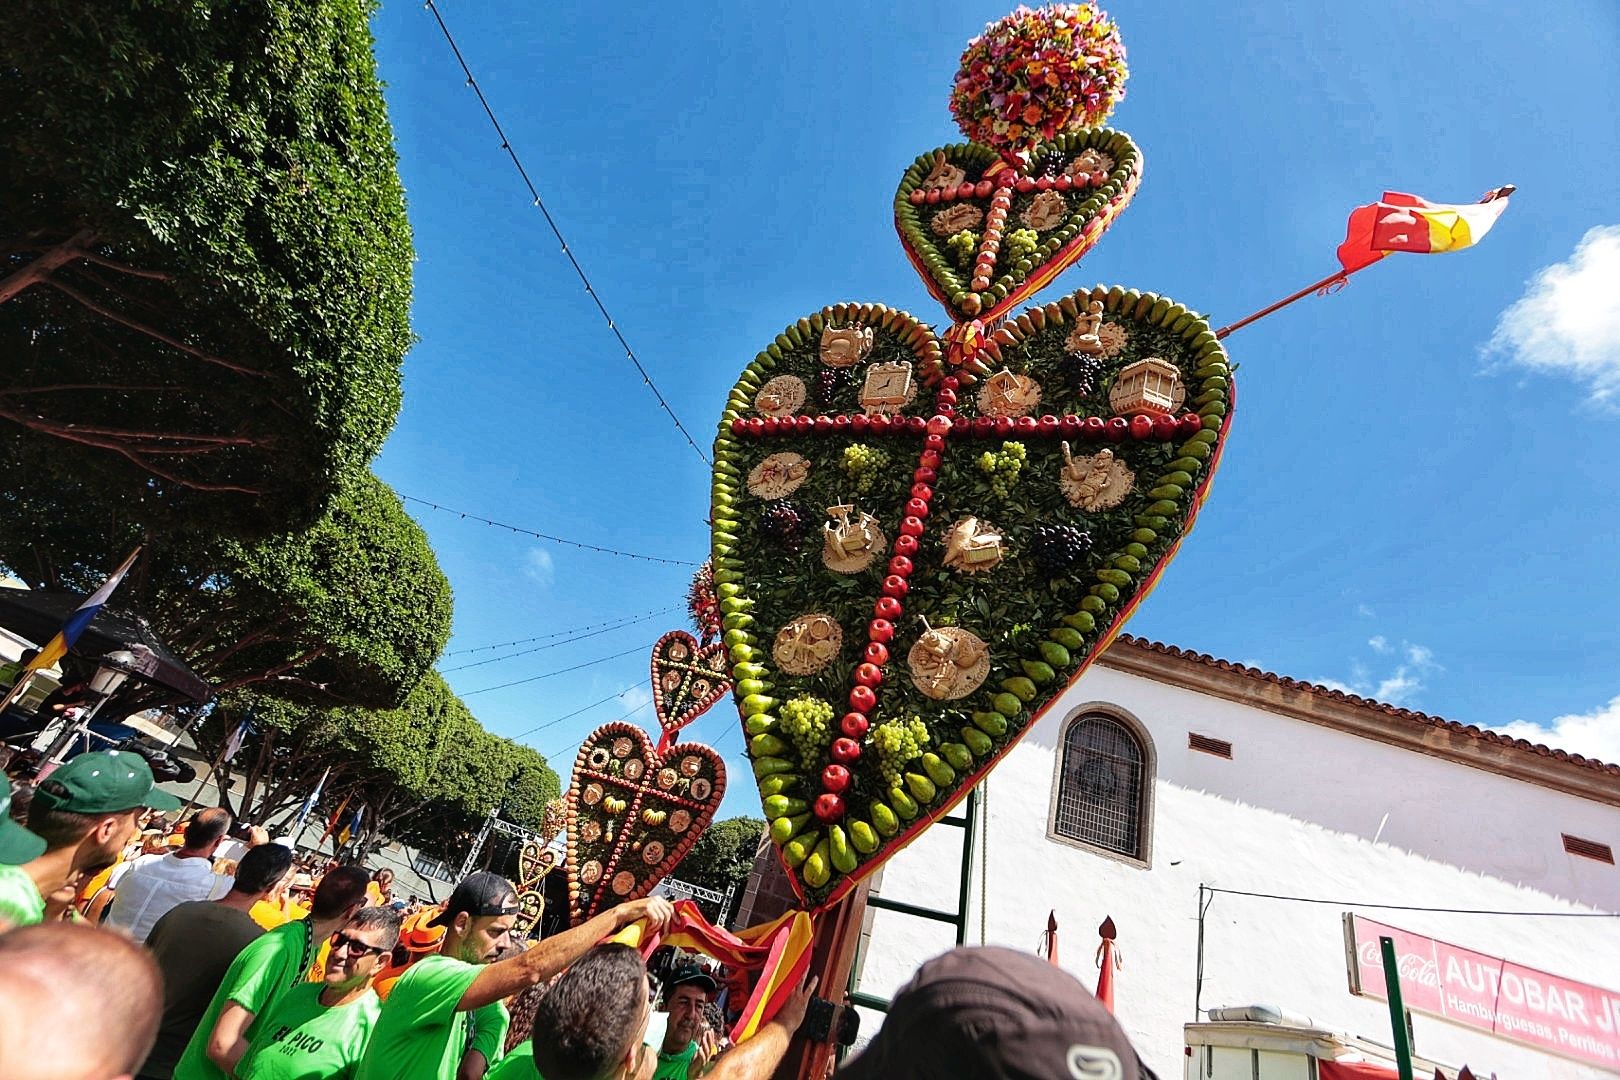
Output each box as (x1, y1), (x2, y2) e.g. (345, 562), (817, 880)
(329, 932), (388, 958)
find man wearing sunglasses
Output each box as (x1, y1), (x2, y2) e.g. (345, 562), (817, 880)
(235, 906), (403, 1079)
(354, 872), (676, 1080)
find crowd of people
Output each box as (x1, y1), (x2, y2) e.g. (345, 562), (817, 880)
(0, 748), (1160, 1080)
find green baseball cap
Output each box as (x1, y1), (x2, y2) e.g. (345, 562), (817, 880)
(32, 750), (183, 815)
(0, 792), (46, 863)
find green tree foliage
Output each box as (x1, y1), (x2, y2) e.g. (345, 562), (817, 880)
(201, 675), (561, 862)
(0, 0), (413, 534)
(676, 816), (766, 893)
(0, 471), (452, 709)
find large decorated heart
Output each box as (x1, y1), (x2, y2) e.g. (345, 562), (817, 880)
(896, 130), (1140, 325)
(650, 630), (732, 751)
(712, 291), (1232, 909)
(564, 722), (727, 922)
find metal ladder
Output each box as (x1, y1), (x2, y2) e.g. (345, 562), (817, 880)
(845, 785), (980, 1014)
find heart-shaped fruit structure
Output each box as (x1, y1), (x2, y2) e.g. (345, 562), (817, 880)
(896, 130), (1140, 324)
(651, 630), (732, 750)
(564, 722), (726, 921)
(712, 291), (1231, 908)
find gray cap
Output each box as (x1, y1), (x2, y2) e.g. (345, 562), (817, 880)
(838, 946), (1159, 1080)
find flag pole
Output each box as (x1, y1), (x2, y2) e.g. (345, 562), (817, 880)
(1213, 268), (1354, 340)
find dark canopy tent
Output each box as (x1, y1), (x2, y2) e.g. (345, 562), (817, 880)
(0, 588), (211, 703)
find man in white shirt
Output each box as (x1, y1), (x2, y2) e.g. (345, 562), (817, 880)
(106, 807), (233, 941)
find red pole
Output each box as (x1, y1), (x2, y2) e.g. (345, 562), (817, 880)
(1095, 916), (1117, 1013)
(1212, 268), (1355, 340)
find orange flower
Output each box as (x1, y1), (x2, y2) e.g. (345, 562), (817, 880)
(1022, 104), (1044, 124)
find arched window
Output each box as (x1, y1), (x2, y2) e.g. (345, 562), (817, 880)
(1051, 711), (1152, 863)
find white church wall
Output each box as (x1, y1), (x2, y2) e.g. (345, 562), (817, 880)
(854, 663), (1620, 1079)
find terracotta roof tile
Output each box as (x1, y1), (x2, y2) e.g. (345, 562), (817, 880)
(1110, 635), (1620, 778)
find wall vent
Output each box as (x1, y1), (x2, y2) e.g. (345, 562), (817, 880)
(1188, 732), (1233, 759)
(1562, 834), (1615, 864)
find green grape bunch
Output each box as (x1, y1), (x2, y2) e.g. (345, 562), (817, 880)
(779, 695), (835, 770)
(945, 229), (981, 269)
(1004, 227), (1039, 260)
(975, 440), (1027, 499)
(841, 443), (891, 494)
(868, 716), (930, 787)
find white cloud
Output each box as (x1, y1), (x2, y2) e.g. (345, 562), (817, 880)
(1490, 696), (1620, 765)
(1313, 639), (1440, 708)
(523, 547), (555, 588)
(1356, 604), (1376, 618)
(1483, 225), (1620, 404)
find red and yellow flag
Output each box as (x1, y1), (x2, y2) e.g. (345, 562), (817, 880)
(611, 899), (814, 1043)
(1337, 189), (1511, 274)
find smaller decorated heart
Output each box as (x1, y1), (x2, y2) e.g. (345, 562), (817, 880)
(896, 130), (1141, 325)
(651, 630), (732, 749)
(564, 722), (726, 922)
(512, 838), (560, 935)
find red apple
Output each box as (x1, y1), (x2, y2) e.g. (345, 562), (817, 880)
(864, 642), (888, 665)
(893, 535), (919, 557)
(882, 575), (909, 598)
(1129, 414), (1154, 440)
(840, 713), (869, 738)
(830, 739), (861, 764)
(1105, 417), (1130, 442)
(867, 619), (895, 643)
(854, 662), (883, 687)
(813, 793), (846, 822)
(888, 555), (914, 577)
(1082, 416), (1107, 438)
(1152, 413), (1179, 440)
(849, 685), (876, 712)
(874, 596), (903, 619)
(899, 516), (925, 537)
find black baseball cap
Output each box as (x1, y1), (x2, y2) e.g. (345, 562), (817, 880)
(427, 871), (520, 927)
(666, 962), (718, 994)
(838, 946), (1160, 1080)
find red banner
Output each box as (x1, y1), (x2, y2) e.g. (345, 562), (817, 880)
(1346, 915), (1620, 1071)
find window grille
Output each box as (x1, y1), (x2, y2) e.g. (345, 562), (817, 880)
(1054, 714), (1146, 858)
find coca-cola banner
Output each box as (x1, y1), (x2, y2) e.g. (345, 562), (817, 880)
(1345, 914), (1620, 1071)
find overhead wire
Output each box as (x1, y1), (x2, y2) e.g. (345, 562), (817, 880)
(445, 607), (681, 656)
(1203, 885), (1619, 917)
(460, 643), (652, 697)
(539, 697), (656, 765)
(509, 683), (646, 743)
(403, 496), (700, 566)
(421, 0), (711, 467)
(439, 609), (676, 672)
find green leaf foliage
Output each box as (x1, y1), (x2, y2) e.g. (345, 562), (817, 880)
(0, 470), (452, 710)
(200, 676), (561, 861)
(0, 0), (413, 534)
(675, 816), (766, 893)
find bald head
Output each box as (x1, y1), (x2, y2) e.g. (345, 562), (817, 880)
(0, 923), (162, 1080)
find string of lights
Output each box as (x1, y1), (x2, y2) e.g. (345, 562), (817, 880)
(422, 0), (711, 467)
(439, 609), (676, 673)
(444, 607), (681, 656)
(403, 496), (700, 566)
(460, 643), (652, 696)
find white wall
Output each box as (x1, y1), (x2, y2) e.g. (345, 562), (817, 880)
(855, 664), (1620, 1080)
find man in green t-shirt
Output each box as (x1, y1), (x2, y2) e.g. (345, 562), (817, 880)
(0, 749), (181, 928)
(460, 998), (510, 1080)
(174, 865), (371, 1080)
(355, 872), (675, 1080)
(235, 905), (402, 1080)
(488, 944), (814, 1080)
(651, 964), (719, 1080)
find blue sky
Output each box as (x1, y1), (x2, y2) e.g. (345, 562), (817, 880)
(368, 0), (1620, 816)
